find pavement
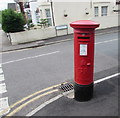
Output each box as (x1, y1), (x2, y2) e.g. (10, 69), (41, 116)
(33, 70), (119, 116)
(1, 26), (119, 52)
(21, 67), (119, 117)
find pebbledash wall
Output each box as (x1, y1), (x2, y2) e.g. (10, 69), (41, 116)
(9, 0), (119, 45)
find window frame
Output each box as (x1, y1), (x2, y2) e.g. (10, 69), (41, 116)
(101, 6), (108, 16)
(45, 9), (52, 26)
(94, 6), (99, 17)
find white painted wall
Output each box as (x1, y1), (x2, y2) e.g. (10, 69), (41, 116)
(35, 0), (118, 29)
(0, 0), (15, 10)
(53, 2), (92, 34)
(92, 14), (118, 29)
(51, 1), (118, 33)
(9, 27), (56, 45)
(53, 2), (91, 26)
(90, 1), (118, 29)
(29, 2), (39, 25)
(38, 2), (51, 19)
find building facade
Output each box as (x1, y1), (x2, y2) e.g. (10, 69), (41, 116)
(29, 0), (119, 33)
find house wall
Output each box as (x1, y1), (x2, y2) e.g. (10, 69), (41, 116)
(53, 2), (91, 26)
(91, 1), (118, 29)
(29, 2), (39, 25)
(52, 2), (91, 34)
(36, 0), (118, 29)
(51, 1), (118, 34)
(38, 2), (51, 19)
(9, 27), (56, 45)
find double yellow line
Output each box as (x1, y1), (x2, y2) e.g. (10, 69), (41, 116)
(0, 82), (66, 117)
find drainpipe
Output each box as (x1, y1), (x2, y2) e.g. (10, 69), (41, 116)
(90, 0), (92, 8)
(50, 0), (55, 26)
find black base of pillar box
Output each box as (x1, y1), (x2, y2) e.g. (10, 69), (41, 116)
(74, 82), (94, 102)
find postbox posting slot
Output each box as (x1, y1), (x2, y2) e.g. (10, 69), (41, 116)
(78, 37), (90, 39)
(77, 33), (90, 36)
(77, 33), (90, 42)
(78, 38), (90, 42)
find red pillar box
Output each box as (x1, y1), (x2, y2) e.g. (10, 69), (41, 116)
(70, 20), (99, 101)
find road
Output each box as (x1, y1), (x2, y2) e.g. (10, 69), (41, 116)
(1, 32), (118, 116)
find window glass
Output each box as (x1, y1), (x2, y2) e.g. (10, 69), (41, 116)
(45, 9), (51, 17)
(47, 18), (52, 26)
(94, 7), (99, 17)
(101, 6), (108, 16)
(36, 12), (40, 23)
(45, 9), (52, 26)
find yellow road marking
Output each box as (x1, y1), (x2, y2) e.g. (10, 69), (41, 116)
(0, 82), (66, 116)
(6, 89), (58, 117)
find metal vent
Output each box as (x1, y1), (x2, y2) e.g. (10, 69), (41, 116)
(59, 82), (74, 93)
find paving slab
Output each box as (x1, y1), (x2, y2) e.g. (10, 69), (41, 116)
(34, 76), (118, 116)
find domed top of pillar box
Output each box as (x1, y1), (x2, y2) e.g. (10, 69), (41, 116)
(70, 20), (100, 29)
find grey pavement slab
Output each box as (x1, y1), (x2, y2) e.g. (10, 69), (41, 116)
(34, 76), (118, 116)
